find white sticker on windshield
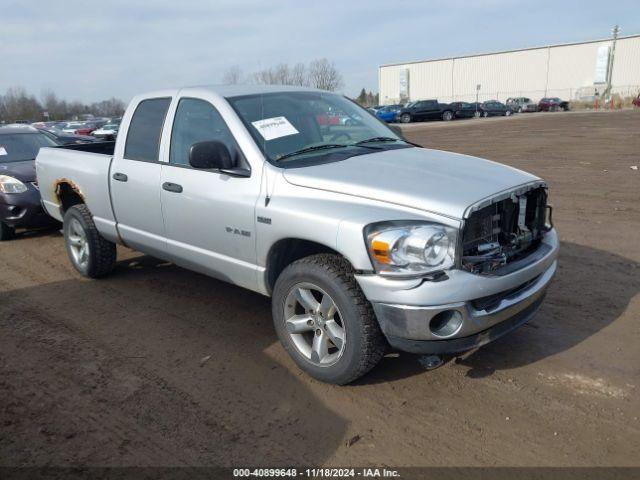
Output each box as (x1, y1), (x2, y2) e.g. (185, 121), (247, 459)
(0, 146), (7, 156)
(251, 116), (299, 141)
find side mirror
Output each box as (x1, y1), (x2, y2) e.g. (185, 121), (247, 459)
(189, 140), (235, 170)
(388, 124), (406, 140)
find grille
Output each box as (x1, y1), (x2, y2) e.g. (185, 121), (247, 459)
(462, 186), (548, 274)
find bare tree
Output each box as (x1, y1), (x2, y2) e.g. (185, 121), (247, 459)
(247, 59), (341, 90)
(222, 65), (243, 85)
(290, 63), (308, 86)
(308, 58), (343, 92)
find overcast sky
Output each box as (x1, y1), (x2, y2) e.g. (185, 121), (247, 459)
(2, 0), (639, 103)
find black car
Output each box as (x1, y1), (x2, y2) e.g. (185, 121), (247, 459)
(398, 99), (454, 123)
(479, 100), (513, 117)
(38, 128), (99, 145)
(0, 126), (59, 240)
(450, 102), (482, 119)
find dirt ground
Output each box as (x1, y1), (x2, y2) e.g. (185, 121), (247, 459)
(1, 110), (639, 468)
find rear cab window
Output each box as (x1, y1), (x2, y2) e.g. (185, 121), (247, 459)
(124, 97), (171, 162)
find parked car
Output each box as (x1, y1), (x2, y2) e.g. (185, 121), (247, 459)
(398, 99), (455, 123)
(480, 100), (513, 117)
(0, 125), (59, 240)
(91, 124), (120, 141)
(450, 102), (482, 119)
(538, 97), (569, 112)
(315, 112), (340, 126)
(375, 105), (401, 123)
(632, 94), (640, 108)
(506, 97), (537, 113)
(38, 128), (99, 145)
(61, 122), (86, 134)
(75, 123), (99, 136)
(36, 85), (558, 385)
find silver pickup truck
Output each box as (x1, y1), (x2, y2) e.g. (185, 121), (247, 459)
(36, 85), (558, 384)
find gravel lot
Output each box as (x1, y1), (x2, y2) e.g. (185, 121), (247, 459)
(1, 110), (639, 467)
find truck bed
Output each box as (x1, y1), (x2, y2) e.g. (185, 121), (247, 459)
(54, 141), (116, 156)
(36, 143), (118, 241)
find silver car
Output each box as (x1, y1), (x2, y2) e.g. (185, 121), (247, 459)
(36, 85), (558, 384)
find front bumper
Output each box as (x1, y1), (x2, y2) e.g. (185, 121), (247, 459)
(0, 184), (55, 228)
(356, 229), (559, 354)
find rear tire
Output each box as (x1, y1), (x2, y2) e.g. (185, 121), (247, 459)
(272, 254), (386, 385)
(442, 110), (453, 121)
(63, 204), (116, 278)
(0, 222), (16, 241)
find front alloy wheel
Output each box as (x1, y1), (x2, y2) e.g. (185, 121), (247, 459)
(272, 254), (386, 384)
(400, 113), (411, 123)
(284, 283), (346, 366)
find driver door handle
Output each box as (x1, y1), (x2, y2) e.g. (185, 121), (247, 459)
(112, 172), (128, 182)
(162, 182), (183, 193)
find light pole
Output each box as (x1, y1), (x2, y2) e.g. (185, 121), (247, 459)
(604, 25), (620, 105)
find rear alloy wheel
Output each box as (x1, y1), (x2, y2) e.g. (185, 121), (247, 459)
(272, 254), (386, 384)
(400, 113), (412, 123)
(0, 221), (16, 241)
(483, 111), (489, 118)
(505, 110), (512, 116)
(473, 110), (481, 119)
(63, 204), (116, 278)
(518, 107), (523, 113)
(442, 110), (453, 121)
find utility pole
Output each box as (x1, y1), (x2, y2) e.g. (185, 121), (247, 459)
(603, 24), (620, 102)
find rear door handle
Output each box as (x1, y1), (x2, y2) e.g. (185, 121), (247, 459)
(162, 182), (183, 193)
(112, 172), (128, 182)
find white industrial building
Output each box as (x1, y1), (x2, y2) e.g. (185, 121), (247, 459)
(379, 33), (640, 105)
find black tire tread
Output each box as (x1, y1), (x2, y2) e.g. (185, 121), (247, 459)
(66, 204), (116, 278)
(285, 253), (386, 384)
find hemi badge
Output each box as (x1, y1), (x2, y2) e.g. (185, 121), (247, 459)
(257, 216), (272, 225)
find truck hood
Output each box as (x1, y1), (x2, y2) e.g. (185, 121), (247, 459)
(0, 159), (36, 182)
(283, 147), (540, 219)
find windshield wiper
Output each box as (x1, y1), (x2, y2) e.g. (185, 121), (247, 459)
(276, 144), (347, 161)
(357, 136), (424, 149)
(354, 137), (401, 145)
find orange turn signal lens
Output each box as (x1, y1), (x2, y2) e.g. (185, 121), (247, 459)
(371, 239), (390, 264)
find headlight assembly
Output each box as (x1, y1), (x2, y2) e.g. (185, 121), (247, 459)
(0, 175), (28, 194)
(365, 221), (457, 277)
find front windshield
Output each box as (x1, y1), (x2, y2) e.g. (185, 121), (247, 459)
(0, 132), (57, 163)
(227, 91), (410, 166)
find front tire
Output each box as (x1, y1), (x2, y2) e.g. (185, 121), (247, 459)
(272, 254), (386, 385)
(400, 113), (412, 123)
(442, 110), (453, 121)
(0, 222), (16, 241)
(63, 204), (116, 278)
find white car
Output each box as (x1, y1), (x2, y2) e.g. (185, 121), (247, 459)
(61, 122), (85, 134)
(92, 124), (119, 140)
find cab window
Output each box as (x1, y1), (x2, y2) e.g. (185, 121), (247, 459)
(169, 98), (239, 167)
(124, 97), (171, 162)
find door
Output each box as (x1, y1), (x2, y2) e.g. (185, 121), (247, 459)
(424, 100), (441, 119)
(110, 97), (171, 258)
(160, 97), (262, 291)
